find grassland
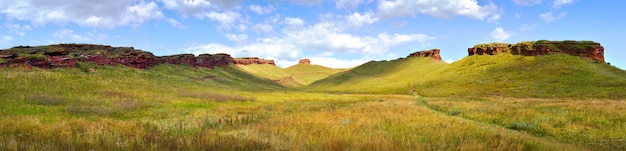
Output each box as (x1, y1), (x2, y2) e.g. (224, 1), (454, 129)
(236, 64), (345, 88)
(307, 57), (448, 94)
(1, 53), (626, 150)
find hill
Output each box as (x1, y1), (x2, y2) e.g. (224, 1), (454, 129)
(412, 53), (626, 98)
(236, 63), (345, 88)
(306, 56), (448, 93)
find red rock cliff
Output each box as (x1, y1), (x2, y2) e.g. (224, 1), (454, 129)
(298, 59), (311, 64)
(0, 44), (236, 69)
(233, 57), (275, 66)
(407, 49), (442, 60)
(468, 40), (605, 62)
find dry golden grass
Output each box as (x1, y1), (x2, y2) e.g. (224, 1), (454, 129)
(424, 97), (626, 150)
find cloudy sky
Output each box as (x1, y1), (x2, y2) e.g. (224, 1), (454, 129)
(0, 0), (624, 69)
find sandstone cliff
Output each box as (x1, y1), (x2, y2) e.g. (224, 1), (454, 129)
(233, 57), (275, 66)
(468, 40), (604, 62)
(298, 59), (311, 64)
(407, 49), (442, 60)
(0, 44), (234, 69)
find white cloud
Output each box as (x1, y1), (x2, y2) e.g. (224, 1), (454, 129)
(186, 43), (237, 56)
(487, 14), (501, 23)
(515, 13), (522, 18)
(6, 23), (32, 36)
(225, 33), (248, 43)
(346, 12), (379, 27)
(490, 27), (516, 41)
(512, 0), (542, 6)
(284, 17), (305, 27)
(540, 11), (567, 23)
(1, 35), (13, 42)
(0, 0), (165, 28)
(553, 0), (576, 8)
(519, 23), (537, 31)
(290, 0), (323, 5)
(51, 29), (90, 41)
(166, 18), (186, 29)
(203, 11), (243, 30)
(377, 0), (500, 21)
(335, 0), (373, 9)
(160, 0), (212, 15)
(249, 5), (273, 15)
(254, 23), (274, 33)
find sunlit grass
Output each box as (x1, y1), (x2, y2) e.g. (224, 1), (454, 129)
(424, 97), (626, 150)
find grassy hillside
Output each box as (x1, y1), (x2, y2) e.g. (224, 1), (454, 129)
(306, 57), (448, 94)
(412, 53), (626, 98)
(236, 64), (345, 88)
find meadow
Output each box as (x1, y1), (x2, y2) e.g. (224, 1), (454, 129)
(1, 55), (625, 150)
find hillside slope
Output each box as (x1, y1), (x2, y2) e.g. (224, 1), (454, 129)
(0, 63), (284, 107)
(236, 64), (345, 88)
(412, 54), (626, 98)
(308, 53), (626, 98)
(306, 57), (448, 93)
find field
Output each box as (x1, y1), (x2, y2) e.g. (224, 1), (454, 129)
(1, 54), (625, 150)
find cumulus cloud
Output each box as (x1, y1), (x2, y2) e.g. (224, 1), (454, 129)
(346, 12), (379, 27)
(377, 0), (500, 21)
(160, 0), (212, 15)
(6, 23), (32, 36)
(490, 27), (516, 41)
(540, 11), (567, 23)
(512, 0), (542, 6)
(249, 5), (273, 15)
(225, 33), (248, 43)
(51, 29), (90, 41)
(553, 0), (576, 8)
(0, 0), (167, 28)
(186, 16), (434, 68)
(335, 0), (373, 9)
(202, 11), (243, 30)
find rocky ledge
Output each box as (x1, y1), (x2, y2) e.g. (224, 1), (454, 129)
(407, 49), (442, 61)
(468, 40), (604, 62)
(298, 59), (311, 64)
(0, 44), (256, 69)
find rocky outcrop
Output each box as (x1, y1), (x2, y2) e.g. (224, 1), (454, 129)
(407, 49), (442, 60)
(298, 59), (311, 64)
(0, 44), (237, 69)
(468, 40), (605, 62)
(233, 57), (275, 66)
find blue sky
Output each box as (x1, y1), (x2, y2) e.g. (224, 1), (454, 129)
(0, 0), (624, 69)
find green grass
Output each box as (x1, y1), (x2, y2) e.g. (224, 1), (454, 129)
(236, 64), (345, 88)
(306, 57), (448, 94)
(412, 54), (626, 98)
(308, 53), (626, 99)
(424, 97), (626, 150)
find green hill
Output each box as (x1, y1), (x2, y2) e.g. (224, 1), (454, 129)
(306, 57), (448, 93)
(412, 53), (626, 98)
(0, 63), (284, 109)
(308, 53), (626, 98)
(236, 64), (345, 88)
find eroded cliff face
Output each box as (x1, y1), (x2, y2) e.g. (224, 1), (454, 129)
(233, 57), (275, 66)
(468, 40), (605, 62)
(407, 49), (442, 60)
(298, 59), (311, 64)
(0, 44), (235, 69)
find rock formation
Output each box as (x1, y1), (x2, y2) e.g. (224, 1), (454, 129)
(0, 44), (237, 69)
(468, 40), (605, 62)
(233, 57), (276, 66)
(298, 59), (311, 64)
(407, 49), (442, 60)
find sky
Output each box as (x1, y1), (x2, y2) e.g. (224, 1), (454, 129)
(0, 0), (624, 69)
